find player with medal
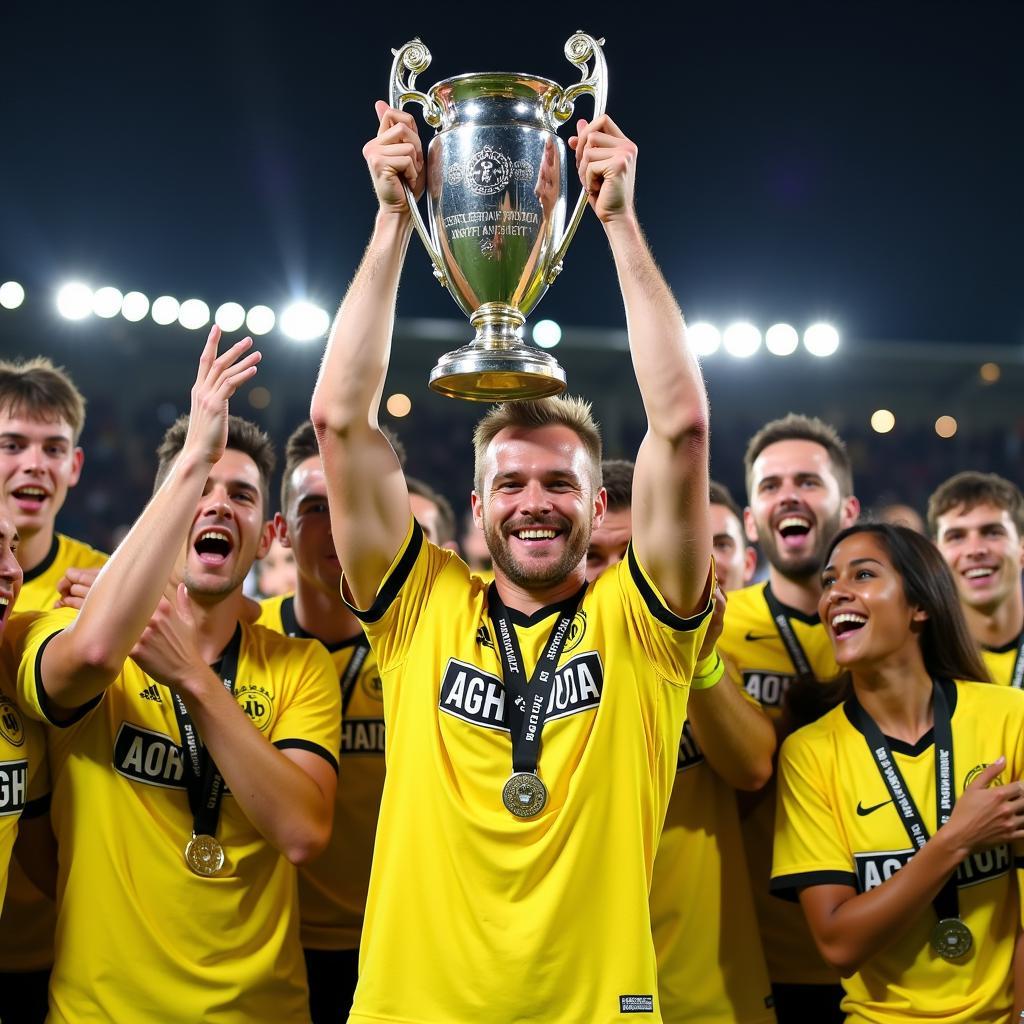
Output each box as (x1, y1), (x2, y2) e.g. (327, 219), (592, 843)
(772, 523), (1024, 1021)
(311, 103), (714, 1023)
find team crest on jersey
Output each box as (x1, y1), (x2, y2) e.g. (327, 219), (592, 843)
(342, 718), (386, 754)
(854, 843), (1010, 892)
(676, 721), (705, 772)
(438, 651), (604, 731)
(360, 671), (384, 702)
(0, 759), (27, 817)
(0, 698), (25, 748)
(965, 762), (1004, 788)
(742, 671), (796, 709)
(236, 684), (274, 732)
(113, 723), (186, 790)
(562, 612), (587, 654)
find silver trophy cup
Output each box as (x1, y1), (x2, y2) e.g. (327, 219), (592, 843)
(389, 32), (607, 401)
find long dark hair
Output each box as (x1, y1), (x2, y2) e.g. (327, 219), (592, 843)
(784, 522), (990, 728)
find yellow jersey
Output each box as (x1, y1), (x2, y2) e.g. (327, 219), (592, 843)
(15, 607), (340, 1024)
(651, 717), (776, 1023)
(345, 522), (711, 1024)
(257, 593), (385, 950)
(0, 616), (50, 910)
(772, 679), (1024, 1024)
(0, 533), (107, 972)
(717, 581), (840, 986)
(980, 632), (1023, 688)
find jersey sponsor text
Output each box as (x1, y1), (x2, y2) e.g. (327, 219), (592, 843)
(742, 670), (796, 708)
(341, 718), (386, 754)
(0, 759), (27, 815)
(113, 723), (186, 789)
(855, 843), (1010, 892)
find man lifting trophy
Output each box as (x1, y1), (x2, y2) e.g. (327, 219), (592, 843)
(388, 32), (607, 400)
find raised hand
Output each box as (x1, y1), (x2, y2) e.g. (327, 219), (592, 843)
(568, 114), (638, 224)
(943, 758), (1024, 854)
(130, 583), (209, 694)
(363, 101), (426, 214)
(697, 584), (726, 663)
(182, 325), (261, 469)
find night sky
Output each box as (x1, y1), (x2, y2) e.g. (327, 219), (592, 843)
(2, 2), (1022, 348)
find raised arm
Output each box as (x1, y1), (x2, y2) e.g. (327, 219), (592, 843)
(39, 329), (260, 712)
(310, 102), (421, 609)
(571, 116), (710, 617)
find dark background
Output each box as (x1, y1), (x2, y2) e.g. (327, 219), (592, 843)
(2, 2), (1022, 549)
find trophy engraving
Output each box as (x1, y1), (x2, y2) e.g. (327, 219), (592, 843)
(388, 32), (608, 401)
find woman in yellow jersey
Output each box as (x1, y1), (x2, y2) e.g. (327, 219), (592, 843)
(772, 523), (1024, 1023)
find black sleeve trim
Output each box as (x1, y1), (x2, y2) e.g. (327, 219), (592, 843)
(626, 543), (712, 631)
(274, 738), (340, 775)
(770, 870), (857, 902)
(1015, 856), (1024, 870)
(21, 793), (51, 820)
(343, 522), (424, 624)
(34, 631), (103, 729)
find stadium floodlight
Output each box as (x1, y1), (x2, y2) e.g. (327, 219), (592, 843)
(151, 295), (180, 326)
(281, 301), (330, 342)
(92, 286), (124, 319)
(935, 415), (958, 439)
(214, 302), (246, 332)
(245, 305), (276, 336)
(121, 291), (150, 322)
(0, 281), (25, 310)
(870, 409), (895, 434)
(803, 322), (840, 357)
(722, 322), (761, 358)
(56, 282), (94, 320)
(532, 319), (562, 349)
(765, 323), (799, 356)
(688, 322), (721, 356)
(178, 298), (210, 330)
(386, 393), (412, 418)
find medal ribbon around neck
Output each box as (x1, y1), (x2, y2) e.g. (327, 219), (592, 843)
(849, 679), (971, 960)
(763, 585), (819, 685)
(172, 624), (242, 876)
(487, 582), (586, 815)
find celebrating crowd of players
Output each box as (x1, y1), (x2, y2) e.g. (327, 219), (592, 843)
(0, 105), (1022, 1024)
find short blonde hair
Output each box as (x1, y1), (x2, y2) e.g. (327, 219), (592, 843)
(0, 356), (86, 442)
(472, 396), (602, 494)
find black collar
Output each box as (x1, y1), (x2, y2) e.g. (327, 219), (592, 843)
(764, 580), (821, 625)
(23, 534), (60, 583)
(844, 677), (959, 757)
(491, 581), (590, 628)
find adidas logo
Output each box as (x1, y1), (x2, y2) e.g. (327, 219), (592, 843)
(138, 684), (163, 704)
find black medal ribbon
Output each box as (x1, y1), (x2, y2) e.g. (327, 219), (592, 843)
(171, 625), (242, 841)
(764, 585), (818, 686)
(487, 582), (586, 776)
(1007, 631), (1024, 690)
(339, 635), (370, 715)
(849, 679), (961, 928)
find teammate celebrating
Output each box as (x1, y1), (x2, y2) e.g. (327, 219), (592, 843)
(586, 462), (776, 1023)
(773, 523), (1024, 1021)
(709, 479), (758, 592)
(929, 471), (1024, 686)
(311, 104), (713, 1023)
(0, 357), (106, 1021)
(11, 330), (340, 1023)
(257, 420), (383, 1023)
(718, 413), (861, 1022)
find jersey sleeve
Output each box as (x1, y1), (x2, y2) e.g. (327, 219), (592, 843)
(269, 639), (342, 775)
(771, 729), (857, 899)
(613, 543), (713, 687)
(11, 608), (102, 727)
(342, 518), (458, 672)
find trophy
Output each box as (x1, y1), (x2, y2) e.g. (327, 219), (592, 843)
(388, 32), (607, 401)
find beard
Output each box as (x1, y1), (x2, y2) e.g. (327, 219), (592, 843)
(182, 563), (247, 602)
(756, 506), (844, 582)
(483, 512), (592, 591)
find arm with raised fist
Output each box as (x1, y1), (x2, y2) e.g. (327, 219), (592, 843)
(310, 101), (419, 611)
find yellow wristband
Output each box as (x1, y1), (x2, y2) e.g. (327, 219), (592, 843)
(691, 650), (725, 690)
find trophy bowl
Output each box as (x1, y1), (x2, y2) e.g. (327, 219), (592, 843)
(389, 33), (607, 401)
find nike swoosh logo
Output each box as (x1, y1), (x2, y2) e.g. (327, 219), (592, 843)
(744, 631), (777, 642)
(856, 799), (892, 816)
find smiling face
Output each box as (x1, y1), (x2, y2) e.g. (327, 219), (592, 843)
(711, 501), (755, 592)
(586, 506), (632, 582)
(820, 531), (928, 670)
(472, 424), (605, 592)
(0, 413), (83, 545)
(276, 455), (339, 596)
(0, 502), (23, 639)
(181, 447), (274, 602)
(934, 502), (1024, 617)
(746, 438), (857, 582)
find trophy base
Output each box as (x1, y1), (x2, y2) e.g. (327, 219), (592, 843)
(428, 345), (567, 402)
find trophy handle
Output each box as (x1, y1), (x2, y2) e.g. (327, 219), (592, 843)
(546, 32), (608, 283)
(388, 39), (448, 287)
